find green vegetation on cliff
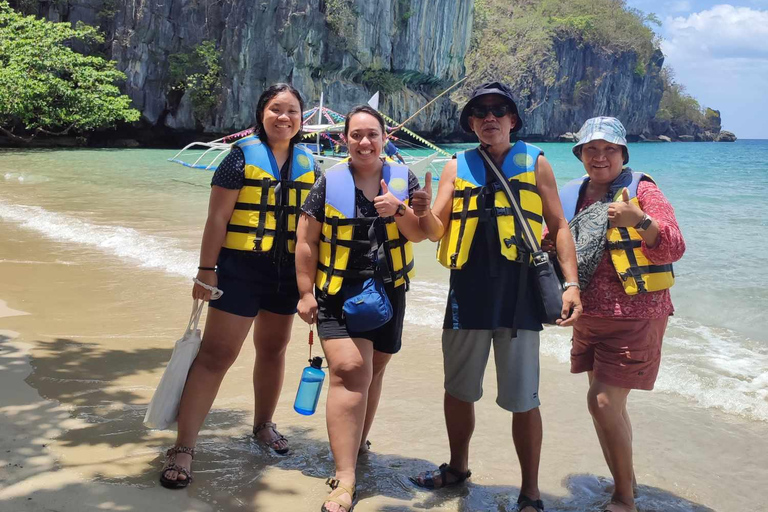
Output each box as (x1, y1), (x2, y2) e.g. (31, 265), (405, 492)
(168, 40), (223, 123)
(0, 2), (139, 141)
(654, 68), (719, 133)
(463, 0), (660, 98)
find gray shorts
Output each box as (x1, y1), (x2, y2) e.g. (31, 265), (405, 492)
(442, 328), (540, 413)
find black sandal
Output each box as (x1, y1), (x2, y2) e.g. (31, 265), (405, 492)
(159, 446), (195, 489)
(517, 493), (545, 512)
(409, 462), (471, 489)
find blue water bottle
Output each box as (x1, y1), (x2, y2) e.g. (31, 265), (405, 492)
(294, 356), (325, 415)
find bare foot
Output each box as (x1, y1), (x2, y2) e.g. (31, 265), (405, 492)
(603, 500), (638, 512)
(253, 422), (289, 454)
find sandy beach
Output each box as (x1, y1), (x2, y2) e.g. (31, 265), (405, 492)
(2, 145), (767, 511)
(1, 222), (766, 512)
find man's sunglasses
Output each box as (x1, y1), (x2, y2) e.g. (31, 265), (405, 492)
(470, 104), (513, 119)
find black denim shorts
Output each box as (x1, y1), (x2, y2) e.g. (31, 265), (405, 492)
(208, 248), (299, 318)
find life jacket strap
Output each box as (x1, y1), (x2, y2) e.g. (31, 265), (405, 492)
(233, 202), (277, 212)
(317, 262), (377, 279)
(322, 216), (340, 293)
(607, 239), (643, 251)
(226, 224), (277, 237)
(252, 177), (272, 251)
(450, 187), (473, 268)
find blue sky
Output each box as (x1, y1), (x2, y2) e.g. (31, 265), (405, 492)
(626, 0), (768, 138)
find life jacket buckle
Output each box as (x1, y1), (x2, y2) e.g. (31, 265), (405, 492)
(504, 237), (516, 249)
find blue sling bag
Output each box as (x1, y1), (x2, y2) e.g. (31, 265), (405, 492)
(341, 218), (393, 332)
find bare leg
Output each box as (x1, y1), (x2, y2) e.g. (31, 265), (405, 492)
(164, 308), (254, 483)
(322, 337), (374, 512)
(412, 390), (474, 487)
(587, 379), (636, 511)
(512, 407), (542, 510)
(588, 373), (637, 495)
(358, 350), (392, 453)
(252, 310), (294, 451)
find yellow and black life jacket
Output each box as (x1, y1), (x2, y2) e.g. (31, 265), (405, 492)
(437, 141), (544, 269)
(316, 162), (415, 295)
(223, 136), (315, 254)
(560, 170), (675, 295)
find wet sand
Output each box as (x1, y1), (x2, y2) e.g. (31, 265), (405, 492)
(1, 222), (765, 511)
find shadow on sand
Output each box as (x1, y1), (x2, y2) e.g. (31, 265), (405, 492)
(1, 335), (716, 511)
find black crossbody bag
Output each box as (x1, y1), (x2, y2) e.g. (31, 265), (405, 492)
(477, 147), (563, 324)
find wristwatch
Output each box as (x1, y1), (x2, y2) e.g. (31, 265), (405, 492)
(563, 282), (580, 291)
(394, 203), (406, 217)
(635, 213), (653, 231)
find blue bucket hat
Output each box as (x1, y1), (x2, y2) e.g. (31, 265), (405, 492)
(572, 116), (629, 164)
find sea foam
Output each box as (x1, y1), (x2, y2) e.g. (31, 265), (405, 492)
(0, 199), (196, 277)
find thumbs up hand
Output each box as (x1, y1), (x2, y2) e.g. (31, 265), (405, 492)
(411, 171), (433, 218)
(608, 187), (644, 228)
(374, 178), (403, 218)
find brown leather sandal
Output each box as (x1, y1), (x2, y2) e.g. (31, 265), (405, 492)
(321, 478), (357, 512)
(253, 421), (289, 455)
(159, 445), (195, 489)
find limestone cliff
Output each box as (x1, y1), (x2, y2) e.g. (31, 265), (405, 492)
(498, 38), (665, 141)
(30, 0), (718, 141)
(41, 0), (472, 138)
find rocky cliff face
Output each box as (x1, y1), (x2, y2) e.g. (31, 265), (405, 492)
(37, 1), (692, 141)
(43, 0), (472, 138)
(507, 38), (665, 141)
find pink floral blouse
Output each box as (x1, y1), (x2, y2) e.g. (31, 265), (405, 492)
(578, 180), (685, 319)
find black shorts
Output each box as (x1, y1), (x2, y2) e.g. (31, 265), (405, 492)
(316, 280), (406, 354)
(208, 248), (299, 318)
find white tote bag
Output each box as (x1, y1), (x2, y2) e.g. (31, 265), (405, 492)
(144, 300), (205, 430)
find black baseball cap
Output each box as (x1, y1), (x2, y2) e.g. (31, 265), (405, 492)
(459, 81), (522, 133)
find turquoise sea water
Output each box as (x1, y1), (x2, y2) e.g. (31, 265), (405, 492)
(1, 140), (767, 422)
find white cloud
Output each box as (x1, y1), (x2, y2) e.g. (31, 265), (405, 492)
(663, 5), (768, 60)
(659, 4), (768, 137)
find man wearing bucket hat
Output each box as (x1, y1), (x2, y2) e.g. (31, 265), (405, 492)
(409, 82), (582, 512)
(556, 117), (685, 512)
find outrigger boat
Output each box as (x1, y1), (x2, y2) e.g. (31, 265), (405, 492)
(168, 92), (450, 177)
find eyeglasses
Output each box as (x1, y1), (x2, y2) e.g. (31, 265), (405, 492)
(470, 104), (512, 119)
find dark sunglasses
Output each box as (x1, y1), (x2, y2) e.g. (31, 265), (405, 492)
(470, 104), (512, 119)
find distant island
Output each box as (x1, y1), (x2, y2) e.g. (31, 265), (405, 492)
(1, 0), (735, 147)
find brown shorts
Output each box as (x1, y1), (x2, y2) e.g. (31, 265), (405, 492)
(571, 315), (668, 390)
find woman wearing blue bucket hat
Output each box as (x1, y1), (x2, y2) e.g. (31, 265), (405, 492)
(555, 117), (686, 512)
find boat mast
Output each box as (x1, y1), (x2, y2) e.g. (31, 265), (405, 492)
(316, 92), (324, 153)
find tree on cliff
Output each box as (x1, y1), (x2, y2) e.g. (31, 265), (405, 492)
(463, 0), (660, 100)
(0, 2), (140, 142)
